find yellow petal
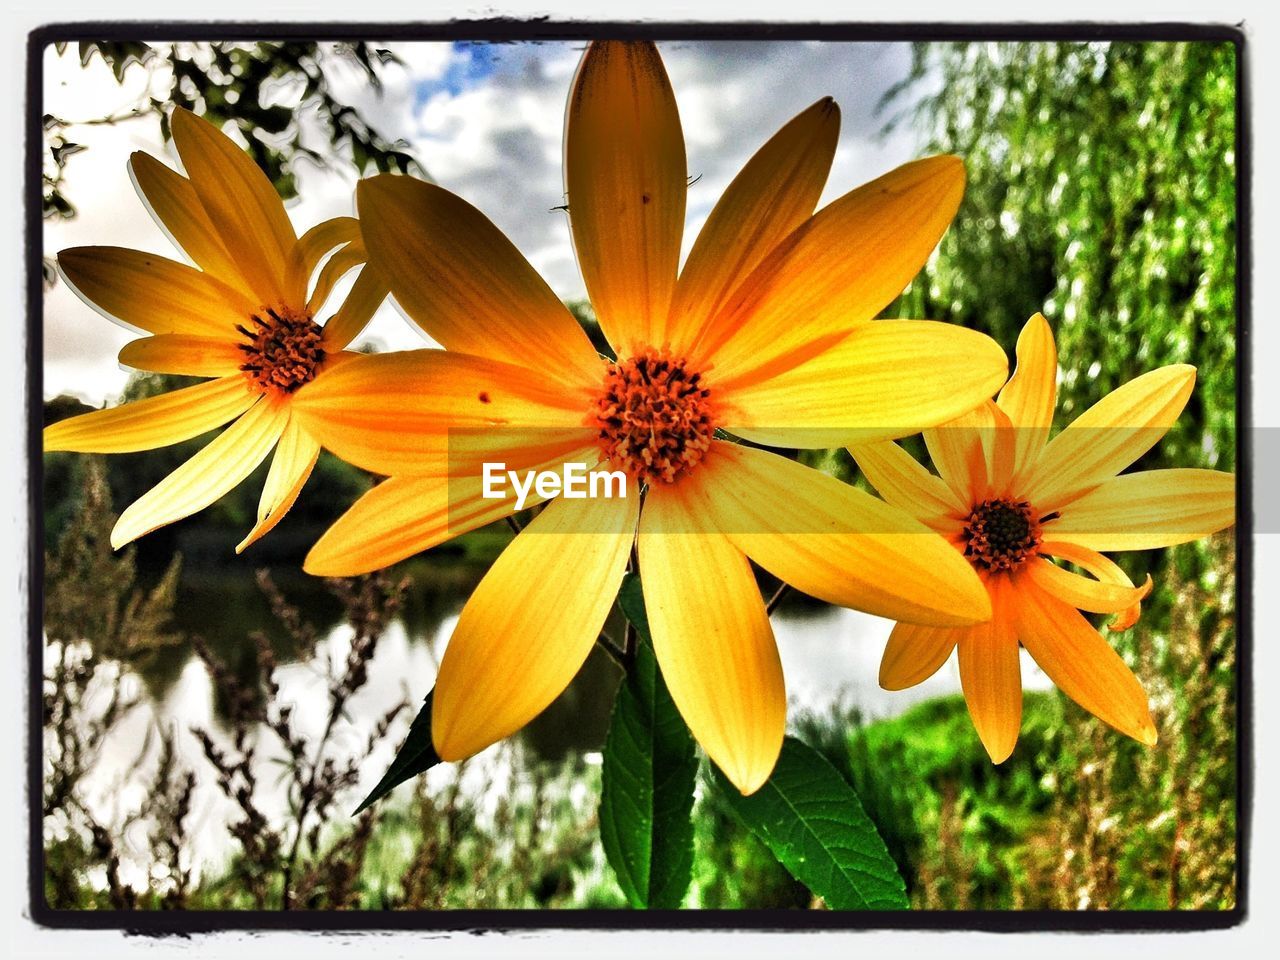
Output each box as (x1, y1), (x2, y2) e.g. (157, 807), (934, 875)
(638, 484), (783, 795)
(118, 334), (245, 377)
(57, 246), (256, 338)
(696, 155), (965, 385)
(44, 376), (257, 453)
(305, 476), (504, 576)
(432, 482), (639, 761)
(320, 263), (388, 351)
(957, 579), (1022, 763)
(1012, 578), (1157, 745)
(111, 397), (288, 548)
(1044, 468), (1235, 551)
(879, 621), (960, 690)
(1024, 556), (1151, 617)
(565, 41), (686, 355)
(355, 175), (601, 388)
(672, 97), (840, 353)
(848, 440), (966, 525)
(996, 313), (1058, 481)
(694, 441), (991, 627)
(306, 239), (367, 316)
(236, 419), (321, 553)
(290, 349), (596, 477)
(303, 446), (601, 576)
(721, 320), (1008, 449)
(923, 401), (1004, 504)
(1025, 365), (1197, 510)
(128, 150), (252, 294)
(296, 216), (361, 285)
(1039, 539), (1147, 630)
(170, 108), (302, 306)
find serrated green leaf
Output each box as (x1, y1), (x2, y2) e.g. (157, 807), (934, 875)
(352, 690), (439, 815)
(713, 735), (908, 910)
(599, 574), (697, 909)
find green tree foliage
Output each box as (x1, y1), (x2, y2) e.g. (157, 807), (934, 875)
(884, 41), (1236, 473)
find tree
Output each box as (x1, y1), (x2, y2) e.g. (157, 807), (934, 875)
(43, 40), (424, 221)
(883, 40), (1237, 474)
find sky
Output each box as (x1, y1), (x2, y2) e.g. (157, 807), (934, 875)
(41, 39), (925, 405)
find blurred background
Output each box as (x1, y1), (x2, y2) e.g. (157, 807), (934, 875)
(40, 38), (1237, 911)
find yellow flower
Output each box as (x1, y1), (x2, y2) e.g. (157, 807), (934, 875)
(44, 108), (387, 552)
(850, 312), (1236, 762)
(293, 40), (1010, 793)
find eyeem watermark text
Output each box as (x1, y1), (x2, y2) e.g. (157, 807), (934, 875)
(482, 462), (628, 510)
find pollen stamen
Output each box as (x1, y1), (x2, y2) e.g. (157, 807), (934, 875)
(961, 497), (1041, 572)
(590, 347), (716, 486)
(237, 305), (325, 394)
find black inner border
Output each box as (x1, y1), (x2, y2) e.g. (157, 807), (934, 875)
(25, 18), (1252, 936)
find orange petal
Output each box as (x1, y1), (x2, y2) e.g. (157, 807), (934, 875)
(981, 402), (1019, 498)
(1012, 578), (1157, 746)
(170, 108), (303, 306)
(1025, 365), (1197, 511)
(1044, 468), (1235, 551)
(721, 320), (1008, 449)
(236, 418), (321, 553)
(924, 401), (1003, 503)
(638, 484), (784, 795)
(432, 482), (638, 761)
(57, 246), (256, 339)
(672, 97), (839, 353)
(303, 446), (602, 576)
(290, 349), (596, 477)
(1039, 539), (1148, 630)
(118, 334), (246, 377)
(320, 263), (388, 351)
(111, 397), (288, 548)
(879, 620), (961, 690)
(997, 313), (1058, 482)
(306, 238), (367, 315)
(128, 150), (252, 294)
(693, 441), (991, 627)
(849, 440), (966, 526)
(957, 579), (1022, 763)
(355, 174), (601, 389)
(696, 155), (966, 385)
(296, 216), (361, 285)
(44, 376), (257, 453)
(565, 40), (686, 355)
(1024, 556), (1151, 618)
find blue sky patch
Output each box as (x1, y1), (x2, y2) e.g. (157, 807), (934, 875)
(414, 41), (502, 107)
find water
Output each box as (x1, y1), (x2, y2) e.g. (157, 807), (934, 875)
(60, 572), (1052, 885)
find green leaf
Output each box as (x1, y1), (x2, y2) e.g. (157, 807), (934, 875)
(712, 736), (909, 910)
(352, 690), (439, 815)
(599, 574), (698, 909)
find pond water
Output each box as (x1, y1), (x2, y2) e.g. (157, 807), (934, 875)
(63, 569), (1053, 885)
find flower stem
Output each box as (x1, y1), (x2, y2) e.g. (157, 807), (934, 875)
(594, 629), (627, 668)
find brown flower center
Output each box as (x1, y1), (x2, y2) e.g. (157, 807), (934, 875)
(961, 498), (1042, 572)
(237, 306), (325, 394)
(590, 347), (716, 486)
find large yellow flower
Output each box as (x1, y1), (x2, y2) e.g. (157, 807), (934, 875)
(850, 313), (1236, 762)
(293, 40), (1010, 793)
(44, 109), (386, 552)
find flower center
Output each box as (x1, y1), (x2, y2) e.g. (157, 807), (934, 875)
(961, 497), (1041, 572)
(590, 347), (716, 486)
(237, 306), (326, 394)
